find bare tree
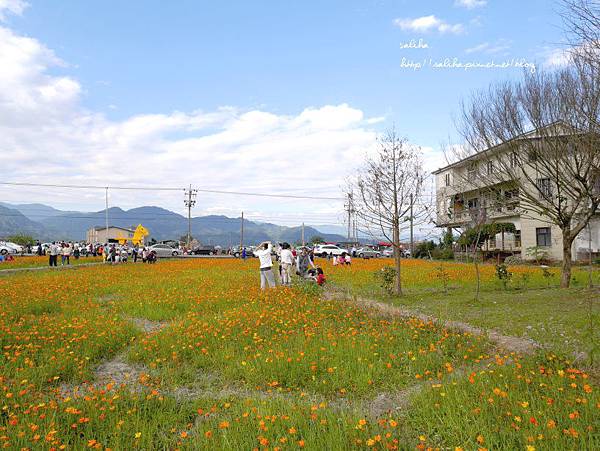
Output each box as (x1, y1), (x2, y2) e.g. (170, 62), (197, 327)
(453, 62), (600, 288)
(349, 129), (426, 296)
(561, 0), (600, 69)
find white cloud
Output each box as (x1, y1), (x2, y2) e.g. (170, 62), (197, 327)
(542, 43), (599, 68)
(454, 0), (487, 9)
(465, 39), (511, 55)
(0, 23), (382, 220)
(0, 0), (27, 21)
(393, 15), (464, 35)
(544, 47), (572, 67)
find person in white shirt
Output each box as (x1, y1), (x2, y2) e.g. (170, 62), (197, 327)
(48, 242), (59, 267)
(120, 246), (128, 263)
(61, 243), (71, 265)
(253, 241), (276, 289)
(279, 243), (294, 286)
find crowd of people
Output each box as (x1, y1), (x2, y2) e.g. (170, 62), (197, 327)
(96, 244), (158, 264)
(252, 241), (330, 290)
(44, 241), (84, 266)
(28, 238), (350, 291)
(38, 241), (160, 266)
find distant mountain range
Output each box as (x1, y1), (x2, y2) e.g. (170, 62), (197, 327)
(0, 202), (346, 246)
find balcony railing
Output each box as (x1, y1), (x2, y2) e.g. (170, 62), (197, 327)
(437, 202), (520, 225)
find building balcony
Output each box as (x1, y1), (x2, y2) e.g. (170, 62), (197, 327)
(436, 202), (520, 227)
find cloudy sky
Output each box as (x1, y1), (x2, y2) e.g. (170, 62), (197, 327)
(0, 0), (569, 229)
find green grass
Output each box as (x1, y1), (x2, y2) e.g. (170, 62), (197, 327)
(0, 254), (103, 270)
(327, 259), (600, 366)
(0, 259), (599, 450)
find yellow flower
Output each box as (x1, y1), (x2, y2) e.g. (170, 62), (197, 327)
(526, 446), (535, 451)
(134, 432), (141, 439)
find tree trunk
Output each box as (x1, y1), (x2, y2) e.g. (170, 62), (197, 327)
(473, 245), (481, 301)
(393, 223), (402, 296)
(561, 229), (573, 288)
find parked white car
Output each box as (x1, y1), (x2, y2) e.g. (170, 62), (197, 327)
(148, 244), (181, 257)
(313, 244), (349, 257)
(0, 242), (18, 255)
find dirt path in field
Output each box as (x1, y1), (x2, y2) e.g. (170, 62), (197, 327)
(328, 355), (500, 419)
(323, 289), (541, 356)
(59, 316), (167, 398)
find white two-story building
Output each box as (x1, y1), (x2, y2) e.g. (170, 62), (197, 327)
(433, 125), (600, 262)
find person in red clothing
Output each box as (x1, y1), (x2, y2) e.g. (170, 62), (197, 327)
(316, 267), (326, 286)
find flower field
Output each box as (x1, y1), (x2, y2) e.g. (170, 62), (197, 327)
(0, 255), (103, 270)
(324, 258), (599, 294)
(0, 259), (598, 449)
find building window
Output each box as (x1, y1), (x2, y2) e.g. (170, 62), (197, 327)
(467, 197), (479, 209)
(467, 161), (478, 176)
(486, 161), (494, 175)
(444, 173), (451, 187)
(536, 227), (552, 247)
(537, 178), (552, 199)
(514, 230), (522, 248)
(504, 188), (519, 211)
(593, 171), (600, 195)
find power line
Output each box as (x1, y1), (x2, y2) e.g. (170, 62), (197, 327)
(0, 205), (344, 220)
(0, 181), (183, 191)
(0, 181), (344, 201)
(0, 211), (346, 226)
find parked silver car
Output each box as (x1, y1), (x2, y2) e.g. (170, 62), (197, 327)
(355, 247), (381, 258)
(148, 244), (181, 257)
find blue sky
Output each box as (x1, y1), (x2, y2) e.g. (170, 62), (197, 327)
(12, 0), (563, 144)
(0, 0), (570, 230)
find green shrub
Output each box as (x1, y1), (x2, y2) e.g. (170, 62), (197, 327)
(431, 247), (454, 260)
(495, 263), (512, 290)
(435, 263), (450, 293)
(374, 266), (397, 294)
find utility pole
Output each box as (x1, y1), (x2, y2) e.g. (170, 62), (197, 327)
(105, 187), (109, 243)
(345, 193), (353, 241)
(239, 211), (244, 257)
(301, 222), (305, 247)
(409, 193), (414, 256)
(184, 184), (197, 248)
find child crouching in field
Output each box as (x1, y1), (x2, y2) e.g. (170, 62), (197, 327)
(316, 267), (326, 286)
(307, 267), (326, 286)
